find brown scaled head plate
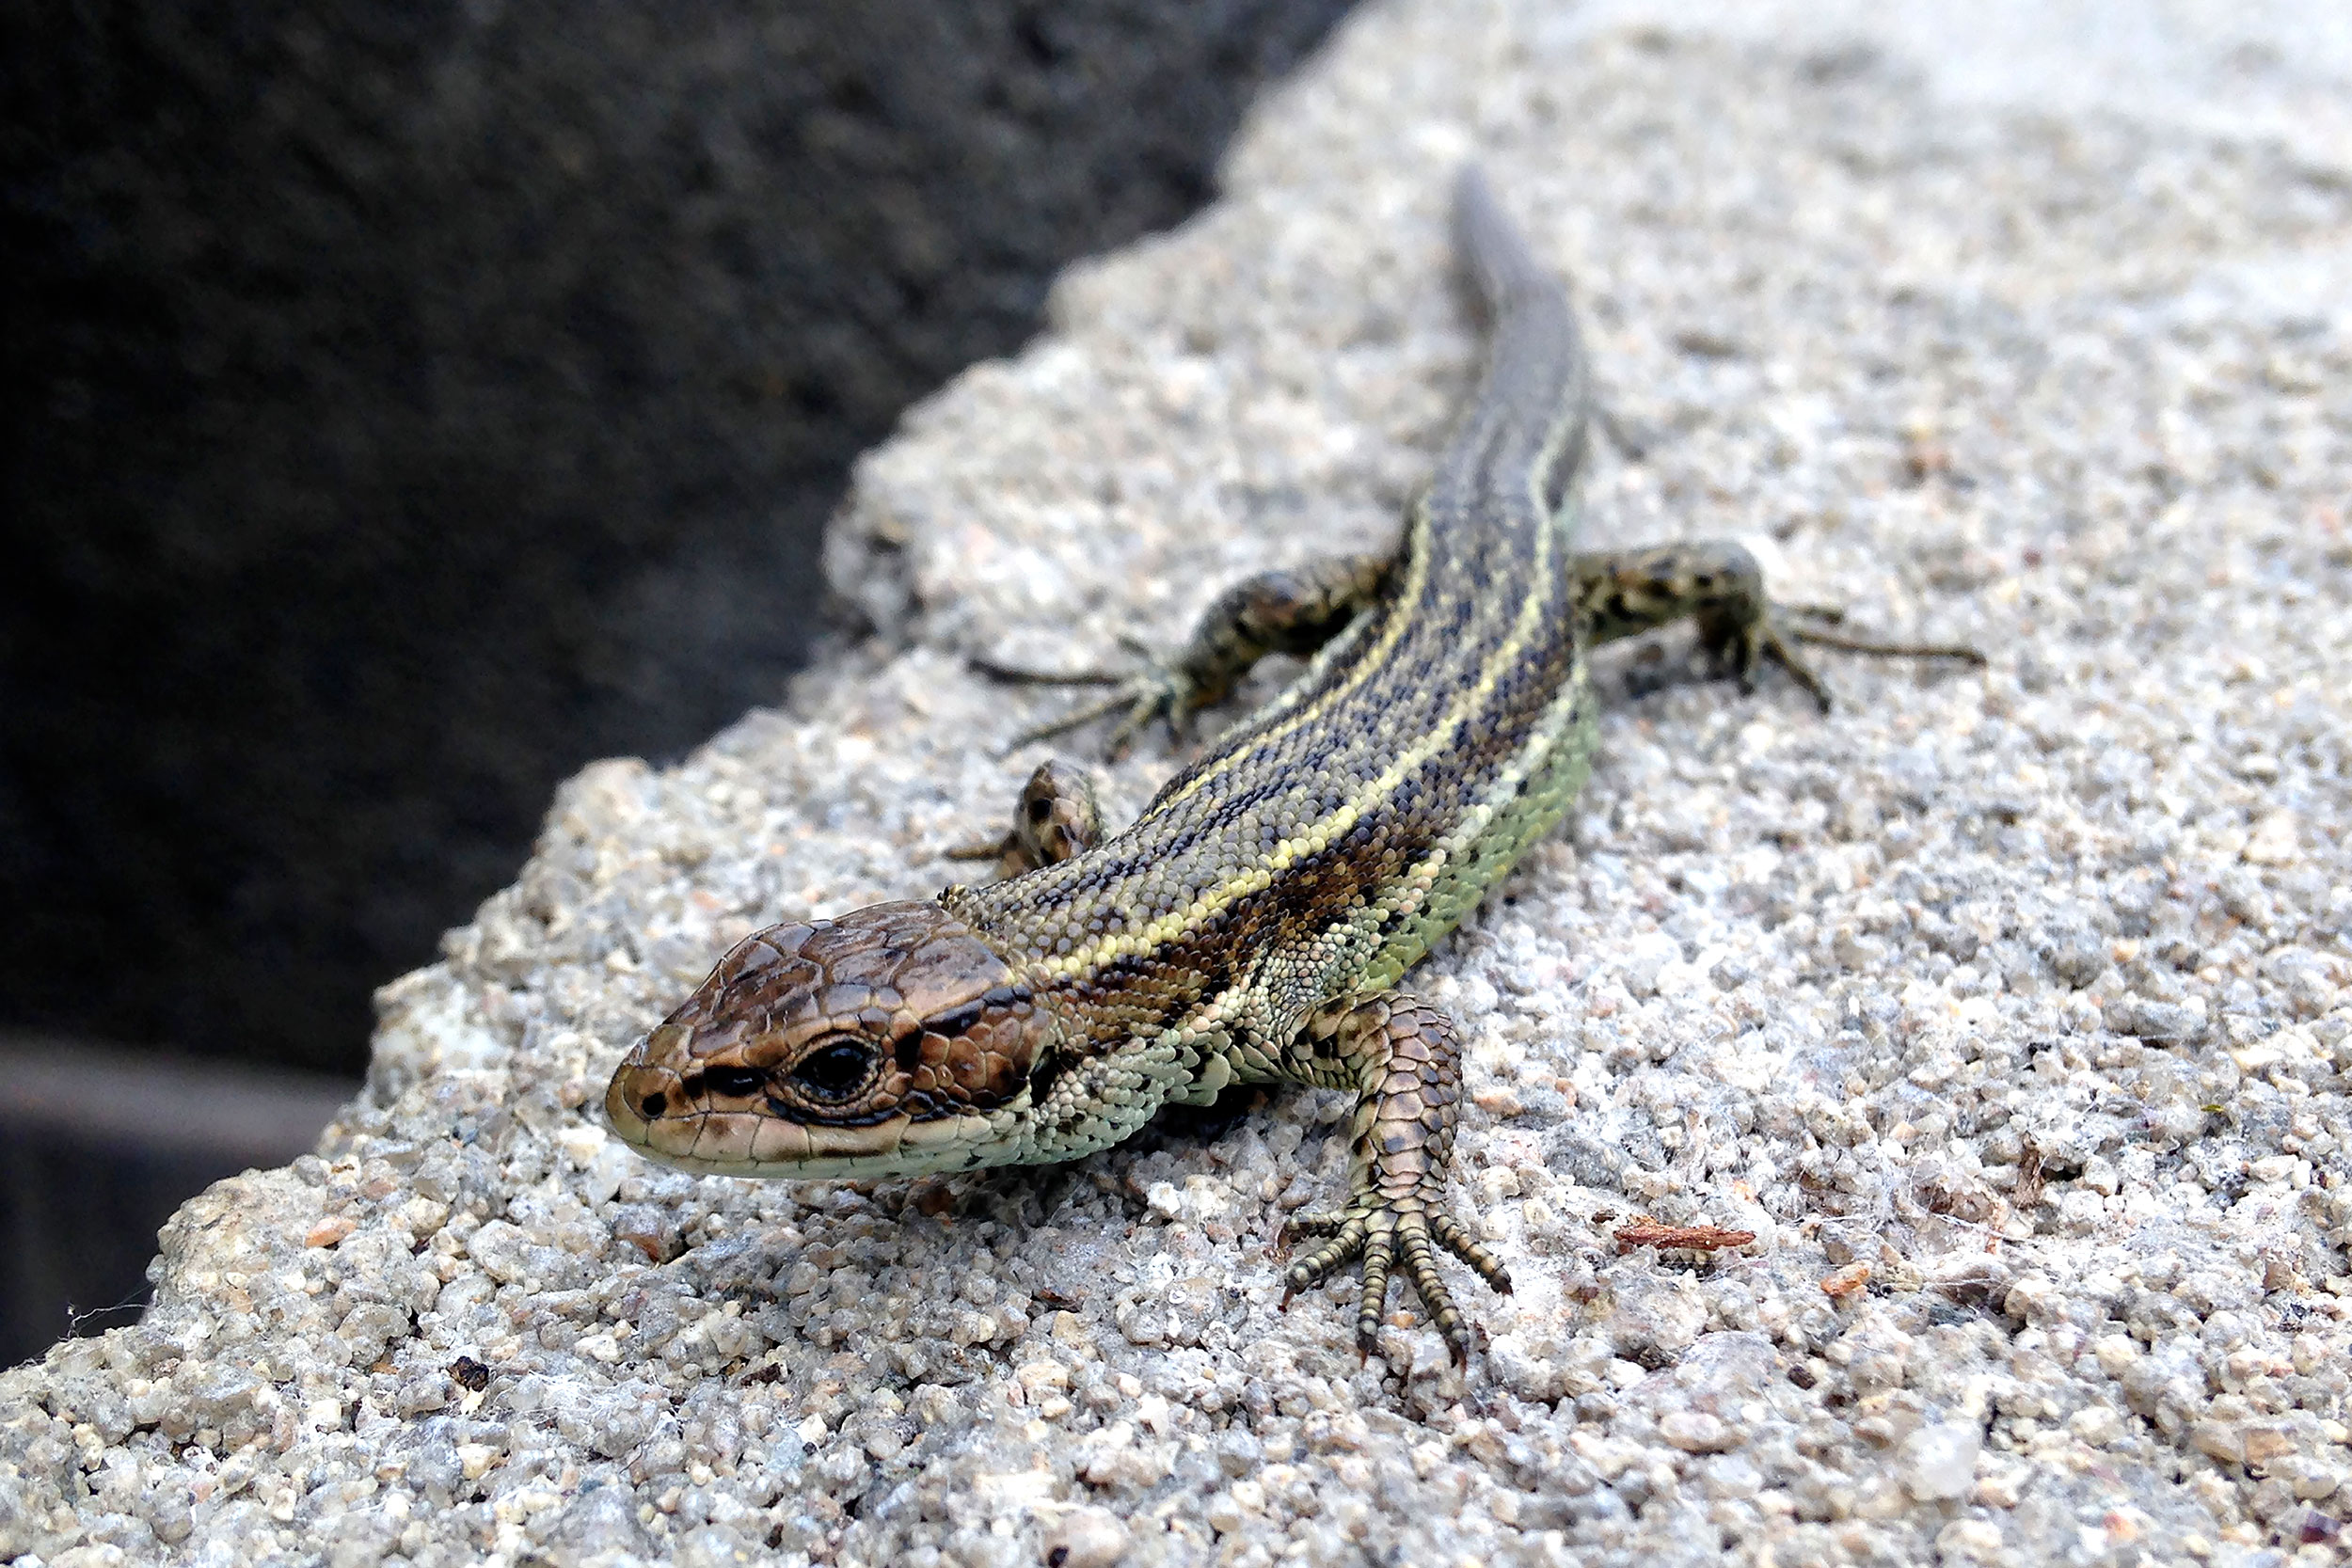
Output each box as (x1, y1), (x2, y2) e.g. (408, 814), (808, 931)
(605, 902), (1058, 1168)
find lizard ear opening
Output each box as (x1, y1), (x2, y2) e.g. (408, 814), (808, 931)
(1028, 1047), (1068, 1103)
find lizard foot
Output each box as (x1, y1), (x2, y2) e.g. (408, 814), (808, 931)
(1716, 604), (1986, 716)
(1283, 1197), (1510, 1364)
(974, 554), (1391, 759)
(1575, 543), (1984, 714)
(970, 652), (1198, 760)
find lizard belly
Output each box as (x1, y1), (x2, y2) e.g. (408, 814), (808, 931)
(1359, 643), (1597, 994)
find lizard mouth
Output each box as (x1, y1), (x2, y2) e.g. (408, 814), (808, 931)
(602, 1069), (1008, 1178)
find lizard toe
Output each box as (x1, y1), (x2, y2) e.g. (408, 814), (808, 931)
(1283, 1196), (1497, 1362)
(1429, 1210), (1513, 1293)
(1353, 1219), (1397, 1354)
(1282, 1214), (1369, 1292)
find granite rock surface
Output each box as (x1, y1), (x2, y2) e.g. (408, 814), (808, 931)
(8, 3), (2352, 1565)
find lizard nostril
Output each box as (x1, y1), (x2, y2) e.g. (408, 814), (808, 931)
(639, 1092), (667, 1118)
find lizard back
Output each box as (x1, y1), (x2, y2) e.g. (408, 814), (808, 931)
(948, 170), (1596, 1051)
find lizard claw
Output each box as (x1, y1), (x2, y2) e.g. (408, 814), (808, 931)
(1282, 1196), (1508, 1363)
(977, 659), (1200, 760)
(1705, 607), (1984, 717)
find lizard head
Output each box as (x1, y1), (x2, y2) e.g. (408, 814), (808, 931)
(603, 901), (1063, 1178)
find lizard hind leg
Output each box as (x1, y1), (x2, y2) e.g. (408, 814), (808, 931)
(1572, 542), (1984, 713)
(1279, 993), (1509, 1364)
(978, 552), (1392, 758)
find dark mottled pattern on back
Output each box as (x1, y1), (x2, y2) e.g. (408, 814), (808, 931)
(957, 170), (1591, 1044)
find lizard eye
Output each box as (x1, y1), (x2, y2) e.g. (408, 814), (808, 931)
(702, 1066), (766, 1098)
(792, 1040), (877, 1103)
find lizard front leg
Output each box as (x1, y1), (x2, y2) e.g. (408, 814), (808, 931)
(942, 758), (1104, 879)
(1280, 992), (1508, 1363)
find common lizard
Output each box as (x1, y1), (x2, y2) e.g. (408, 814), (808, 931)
(604, 168), (1979, 1360)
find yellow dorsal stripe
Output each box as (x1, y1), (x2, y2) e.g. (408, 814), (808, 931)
(1145, 498), (1439, 816)
(1028, 433), (1573, 984)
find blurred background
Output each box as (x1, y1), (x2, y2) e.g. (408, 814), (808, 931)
(0, 0), (1359, 1368)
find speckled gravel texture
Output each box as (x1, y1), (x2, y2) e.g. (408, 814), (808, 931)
(10, 4), (2352, 1566)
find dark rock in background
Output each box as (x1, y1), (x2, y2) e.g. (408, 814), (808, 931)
(0, 0), (1358, 1077)
(0, 1037), (351, 1365)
